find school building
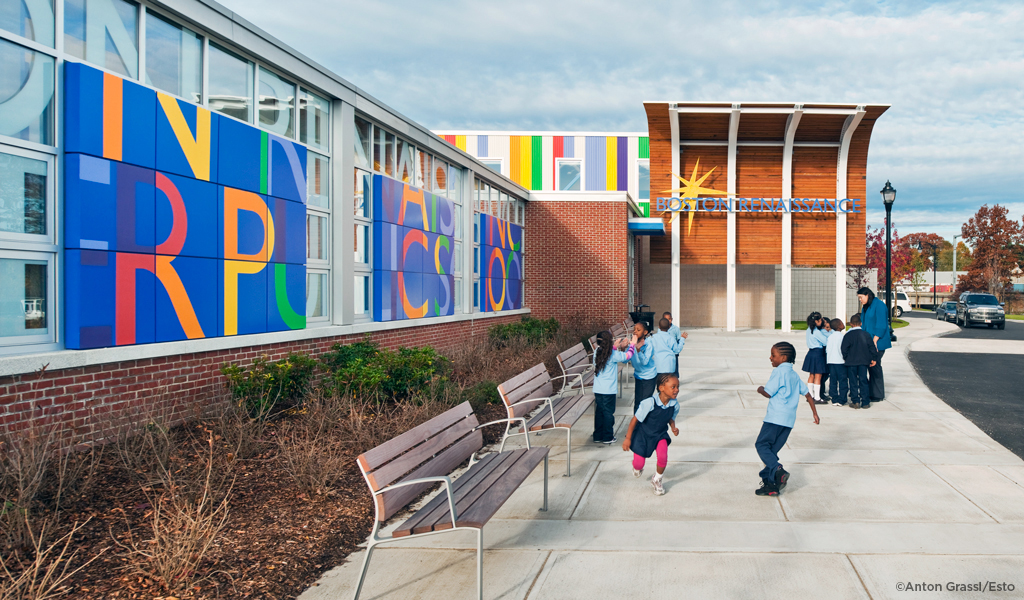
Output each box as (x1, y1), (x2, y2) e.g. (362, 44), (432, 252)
(0, 0), (887, 440)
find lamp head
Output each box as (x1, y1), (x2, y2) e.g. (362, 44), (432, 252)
(881, 180), (896, 207)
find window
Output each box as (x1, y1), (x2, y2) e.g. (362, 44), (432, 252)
(0, 38), (54, 145)
(258, 67), (294, 138)
(208, 42), (253, 122)
(307, 151), (329, 209)
(354, 223), (368, 264)
(354, 167), (370, 219)
(396, 138), (414, 184)
(306, 272), (328, 319)
(637, 159), (650, 216)
(307, 213), (327, 261)
(480, 159), (502, 175)
(0, 146), (54, 349)
(1, 0), (54, 47)
(374, 128), (395, 176)
(354, 116), (371, 170)
(353, 275), (369, 317)
(299, 88), (329, 152)
(65, 0), (138, 78)
(557, 159), (581, 191)
(144, 11), (201, 102)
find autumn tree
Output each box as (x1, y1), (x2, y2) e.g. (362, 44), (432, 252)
(903, 232), (951, 272)
(957, 204), (1022, 297)
(863, 221), (916, 293)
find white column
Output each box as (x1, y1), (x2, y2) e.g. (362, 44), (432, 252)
(335, 101), (356, 324)
(781, 107), (802, 332)
(835, 107), (866, 323)
(726, 106), (740, 332)
(669, 104), (681, 322)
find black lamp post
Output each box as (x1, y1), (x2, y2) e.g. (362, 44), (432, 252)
(881, 181), (897, 341)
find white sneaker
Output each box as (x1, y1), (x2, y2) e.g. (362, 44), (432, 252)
(632, 467), (643, 478)
(651, 475), (665, 495)
(831, 402), (842, 406)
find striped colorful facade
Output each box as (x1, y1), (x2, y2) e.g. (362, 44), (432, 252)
(437, 132), (651, 215)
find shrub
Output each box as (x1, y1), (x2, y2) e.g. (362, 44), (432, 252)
(461, 380), (501, 411)
(320, 339), (450, 401)
(489, 318), (559, 348)
(220, 353), (317, 418)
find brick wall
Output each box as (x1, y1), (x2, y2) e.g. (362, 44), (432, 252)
(525, 200), (631, 326)
(0, 313), (524, 444)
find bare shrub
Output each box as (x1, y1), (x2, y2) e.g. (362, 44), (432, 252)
(213, 401), (270, 461)
(115, 434), (231, 593)
(113, 396), (177, 487)
(275, 396), (350, 496)
(0, 518), (100, 600)
(338, 393), (459, 456)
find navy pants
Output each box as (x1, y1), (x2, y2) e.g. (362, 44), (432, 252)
(848, 365), (869, 407)
(755, 422), (792, 482)
(634, 377), (657, 414)
(593, 393), (616, 442)
(869, 350), (885, 401)
(828, 363), (849, 405)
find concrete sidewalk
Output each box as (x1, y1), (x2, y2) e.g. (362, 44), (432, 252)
(302, 318), (1024, 600)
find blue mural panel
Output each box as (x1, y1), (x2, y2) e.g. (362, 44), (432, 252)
(373, 270), (405, 322)
(434, 235), (454, 276)
(217, 117), (262, 193)
(218, 187), (270, 262)
(401, 228), (428, 274)
(506, 278), (522, 310)
(219, 261), (268, 336)
(156, 94), (218, 181)
(269, 197), (305, 265)
(373, 175), (401, 225)
(268, 135), (307, 203)
(64, 62), (155, 168)
(399, 272), (426, 318)
(64, 155), (155, 254)
(64, 63), (102, 158)
(434, 194), (455, 236)
(156, 173), (218, 259)
(155, 256), (218, 343)
(267, 262), (306, 332)
(372, 221), (401, 272)
(64, 249), (115, 349)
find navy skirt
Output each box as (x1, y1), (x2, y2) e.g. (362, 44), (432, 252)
(801, 347), (827, 374)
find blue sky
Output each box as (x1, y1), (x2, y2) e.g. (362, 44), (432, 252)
(219, 0), (1024, 241)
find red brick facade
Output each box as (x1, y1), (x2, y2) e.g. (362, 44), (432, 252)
(525, 200), (632, 325)
(0, 313), (523, 444)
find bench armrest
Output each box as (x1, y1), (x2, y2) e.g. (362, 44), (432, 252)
(378, 475), (458, 527)
(548, 372), (586, 393)
(473, 416), (528, 432)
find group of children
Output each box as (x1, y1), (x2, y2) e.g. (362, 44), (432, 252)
(588, 310), (842, 498)
(803, 312), (880, 409)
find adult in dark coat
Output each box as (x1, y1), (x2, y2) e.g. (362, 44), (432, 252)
(857, 287), (892, 402)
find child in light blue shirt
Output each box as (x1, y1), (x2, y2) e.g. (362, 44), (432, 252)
(651, 318), (685, 375)
(630, 321), (657, 413)
(591, 330), (636, 444)
(753, 341), (819, 497)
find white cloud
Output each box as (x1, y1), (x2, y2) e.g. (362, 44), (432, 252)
(218, 0), (1024, 238)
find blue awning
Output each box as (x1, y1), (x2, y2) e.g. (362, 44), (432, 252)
(628, 218), (665, 236)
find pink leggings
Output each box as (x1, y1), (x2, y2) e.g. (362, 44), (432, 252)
(632, 439), (669, 470)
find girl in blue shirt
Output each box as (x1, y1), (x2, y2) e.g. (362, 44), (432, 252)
(801, 311), (830, 403)
(630, 321), (657, 414)
(592, 330), (636, 444)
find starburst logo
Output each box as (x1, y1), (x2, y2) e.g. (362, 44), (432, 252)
(661, 158), (728, 235)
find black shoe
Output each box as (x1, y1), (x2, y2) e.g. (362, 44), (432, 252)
(775, 467), (790, 492)
(861, 403), (871, 409)
(820, 395), (832, 403)
(850, 403), (861, 409)
(755, 480), (779, 496)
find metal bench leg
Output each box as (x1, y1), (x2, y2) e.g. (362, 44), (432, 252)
(564, 427), (572, 477)
(540, 454), (549, 512)
(476, 528), (484, 600)
(351, 544), (376, 600)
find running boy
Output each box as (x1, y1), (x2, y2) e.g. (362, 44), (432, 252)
(651, 318), (686, 376)
(825, 318), (848, 406)
(754, 342), (820, 496)
(622, 373), (680, 496)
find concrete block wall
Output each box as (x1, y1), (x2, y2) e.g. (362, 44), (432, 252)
(775, 267), (878, 322)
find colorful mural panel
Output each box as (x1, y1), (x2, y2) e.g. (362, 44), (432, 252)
(63, 62), (306, 349)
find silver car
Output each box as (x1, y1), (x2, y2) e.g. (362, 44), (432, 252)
(934, 301), (957, 322)
(955, 293), (1006, 329)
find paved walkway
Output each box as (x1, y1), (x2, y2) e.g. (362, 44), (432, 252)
(303, 318), (1024, 600)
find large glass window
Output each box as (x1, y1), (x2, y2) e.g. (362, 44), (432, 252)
(354, 116), (371, 170)
(374, 128), (395, 177)
(0, 256), (49, 342)
(65, 0), (138, 78)
(208, 43), (252, 122)
(354, 224), (368, 264)
(0, 39), (53, 146)
(258, 67), (294, 138)
(396, 139), (414, 184)
(144, 11), (201, 103)
(558, 159), (581, 191)
(1, 0), (54, 47)
(307, 213), (327, 261)
(306, 272), (327, 319)
(354, 168), (370, 219)
(299, 88), (329, 152)
(353, 275), (369, 317)
(480, 159), (502, 174)
(0, 152), (48, 239)
(307, 151), (329, 209)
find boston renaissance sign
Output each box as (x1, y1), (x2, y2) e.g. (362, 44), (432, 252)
(654, 197), (863, 213)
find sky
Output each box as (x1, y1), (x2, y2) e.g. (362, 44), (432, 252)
(218, 0), (1024, 241)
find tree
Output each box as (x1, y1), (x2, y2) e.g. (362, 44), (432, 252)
(952, 241), (973, 271)
(903, 232), (951, 272)
(865, 221), (916, 293)
(957, 204), (1022, 297)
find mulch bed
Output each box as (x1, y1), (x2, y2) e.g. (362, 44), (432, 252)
(41, 399), (512, 599)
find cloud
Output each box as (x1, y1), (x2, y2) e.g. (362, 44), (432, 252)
(217, 0), (1024, 238)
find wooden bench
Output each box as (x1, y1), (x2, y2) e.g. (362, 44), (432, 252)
(353, 401), (549, 600)
(557, 342), (595, 390)
(497, 363), (595, 476)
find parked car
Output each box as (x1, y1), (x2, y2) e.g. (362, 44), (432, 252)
(934, 301), (957, 322)
(892, 292), (911, 318)
(955, 293), (1006, 329)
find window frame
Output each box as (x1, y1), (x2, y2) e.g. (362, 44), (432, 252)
(0, 248), (57, 349)
(0, 145), (56, 245)
(556, 157), (583, 192)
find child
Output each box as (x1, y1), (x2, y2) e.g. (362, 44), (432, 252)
(630, 321), (657, 414)
(592, 330), (637, 444)
(825, 318), (848, 406)
(622, 373), (680, 496)
(819, 317), (832, 401)
(801, 312), (830, 403)
(663, 312), (683, 377)
(754, 342), (820, 496)
(651, 318), (686, 377)
(841, 314), (878, 409)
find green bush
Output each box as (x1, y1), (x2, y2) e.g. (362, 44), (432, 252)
(320, 338), (450, 401)
(221, 353), (317, 418)
(489, 318), (559, 348)
(462, 380), (501, 411)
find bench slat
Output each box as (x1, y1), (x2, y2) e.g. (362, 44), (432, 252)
(452, 448), (549, 530)
(358, 402), (475, 472)
(377, 429), (483, 522)
(523, 390), (594, 431)
(365, 412), (479, 491)
(498, 363), (547, 394)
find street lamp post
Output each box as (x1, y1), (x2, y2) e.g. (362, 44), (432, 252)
(881, 181), (897, 342)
